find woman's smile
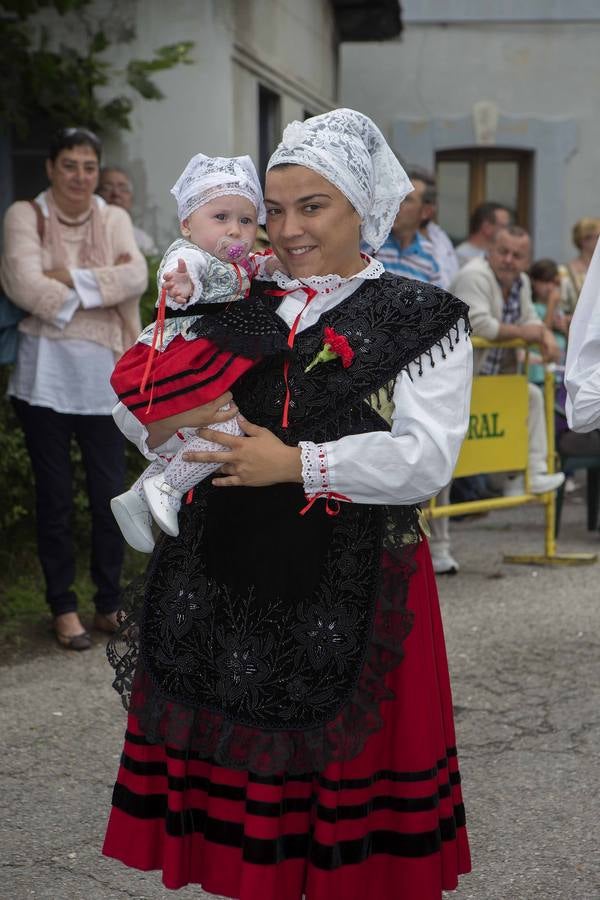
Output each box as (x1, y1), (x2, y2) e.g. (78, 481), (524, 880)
(286, 246), (316, 256)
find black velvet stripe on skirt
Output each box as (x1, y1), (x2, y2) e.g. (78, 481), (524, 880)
(112, 731), (465, 863)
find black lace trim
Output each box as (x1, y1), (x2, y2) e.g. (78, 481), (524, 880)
(108, 506), (418, 775)
(107, 274), (465, 774)
(185, 297), (291, 359)
(142, 495), (384, 727)
(163, 301), (231, 319)
(190, 330), (290, 359)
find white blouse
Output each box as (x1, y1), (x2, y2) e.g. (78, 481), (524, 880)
(7, 193), (117, 415)
(114, 259), (473, 505)
(565, 240), (600, 432)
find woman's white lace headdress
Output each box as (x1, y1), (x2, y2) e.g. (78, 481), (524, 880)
(171, 154), (266, 224)
(266, 108), (412, 251)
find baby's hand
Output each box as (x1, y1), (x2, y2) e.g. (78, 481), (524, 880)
(265, 254), (286, 276)
(162, 258), (194, 303)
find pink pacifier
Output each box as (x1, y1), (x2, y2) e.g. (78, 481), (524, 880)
(215, 236), (251, 262)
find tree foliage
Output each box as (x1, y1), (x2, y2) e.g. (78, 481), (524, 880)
(0, 0), (194, 136)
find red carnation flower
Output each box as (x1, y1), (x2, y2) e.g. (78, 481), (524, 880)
(323, 327), (355, 368)
(305, 328), (355, 373)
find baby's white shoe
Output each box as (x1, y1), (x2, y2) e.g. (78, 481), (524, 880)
(111, 490), (155, 553)
(143, 475), (184, 537)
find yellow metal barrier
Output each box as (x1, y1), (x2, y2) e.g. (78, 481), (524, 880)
(425, 337), (597, 566)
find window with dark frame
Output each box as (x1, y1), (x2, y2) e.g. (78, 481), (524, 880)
(435, 148), (533, 245)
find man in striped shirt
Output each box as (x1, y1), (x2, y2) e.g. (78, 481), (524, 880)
(371, 172), (443, 286)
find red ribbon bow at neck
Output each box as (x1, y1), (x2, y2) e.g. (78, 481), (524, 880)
(265, 284), (318, 428)
(266, 284), (353, 518)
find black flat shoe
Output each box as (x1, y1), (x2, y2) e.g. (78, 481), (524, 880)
(54, 629), (92, 651)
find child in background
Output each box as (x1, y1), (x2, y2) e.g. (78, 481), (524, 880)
(110, 154), (284, 552)
(529, 257), (577, 488)
(528, 258), (568, 386)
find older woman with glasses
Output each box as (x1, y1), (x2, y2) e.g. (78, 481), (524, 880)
(0, 126), (148, 650)
(98, 166), (158, 256)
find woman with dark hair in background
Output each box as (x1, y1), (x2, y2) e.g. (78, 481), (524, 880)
(0, 127), (147, 649)
(103, 109), (472, 899)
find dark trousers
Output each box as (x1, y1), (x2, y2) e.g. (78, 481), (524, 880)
(12, 398), (126, 618)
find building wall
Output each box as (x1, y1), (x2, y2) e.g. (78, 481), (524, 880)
(101, 0), (337, 247)
(401, 0), (600, 21)
(340, 18), (600, 260)
(104, 0), (234, 246)
(1, 0), (338, 248)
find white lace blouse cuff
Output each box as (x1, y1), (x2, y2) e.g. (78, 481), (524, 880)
(299, 441), (332, 496)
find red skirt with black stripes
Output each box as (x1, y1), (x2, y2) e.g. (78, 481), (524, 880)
(110, 335), (256, 424)
(103, 540), (471, 898)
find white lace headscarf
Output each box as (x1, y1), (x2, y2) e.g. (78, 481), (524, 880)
(266, 108), (413, 252)
(170, 153), (266, 224)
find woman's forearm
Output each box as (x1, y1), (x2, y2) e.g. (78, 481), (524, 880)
(147, 420), (177, 450)
(146, 392), (238, 449)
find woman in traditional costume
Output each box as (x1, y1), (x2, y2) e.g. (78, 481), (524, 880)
(103, 108), (473, 899)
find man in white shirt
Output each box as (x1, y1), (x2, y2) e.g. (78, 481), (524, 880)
(431, 225), (564, 575)
(454, 226), (564, 493)
(455, 202), (511, 268)
(409, 166), (459, 290)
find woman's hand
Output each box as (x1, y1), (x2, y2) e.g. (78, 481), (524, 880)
(146, 392), (237, 449)
(540, 326), (561, 363)
(264, 254), (286, 277)
(43, 267), (74, 288)
(183, 415), (303, 487)
(516, 322), (545, 345)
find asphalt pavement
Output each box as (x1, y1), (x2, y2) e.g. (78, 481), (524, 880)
(2, 493), (599, 900)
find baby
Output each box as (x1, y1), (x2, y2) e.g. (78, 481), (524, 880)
(110, 153), (283, 552)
